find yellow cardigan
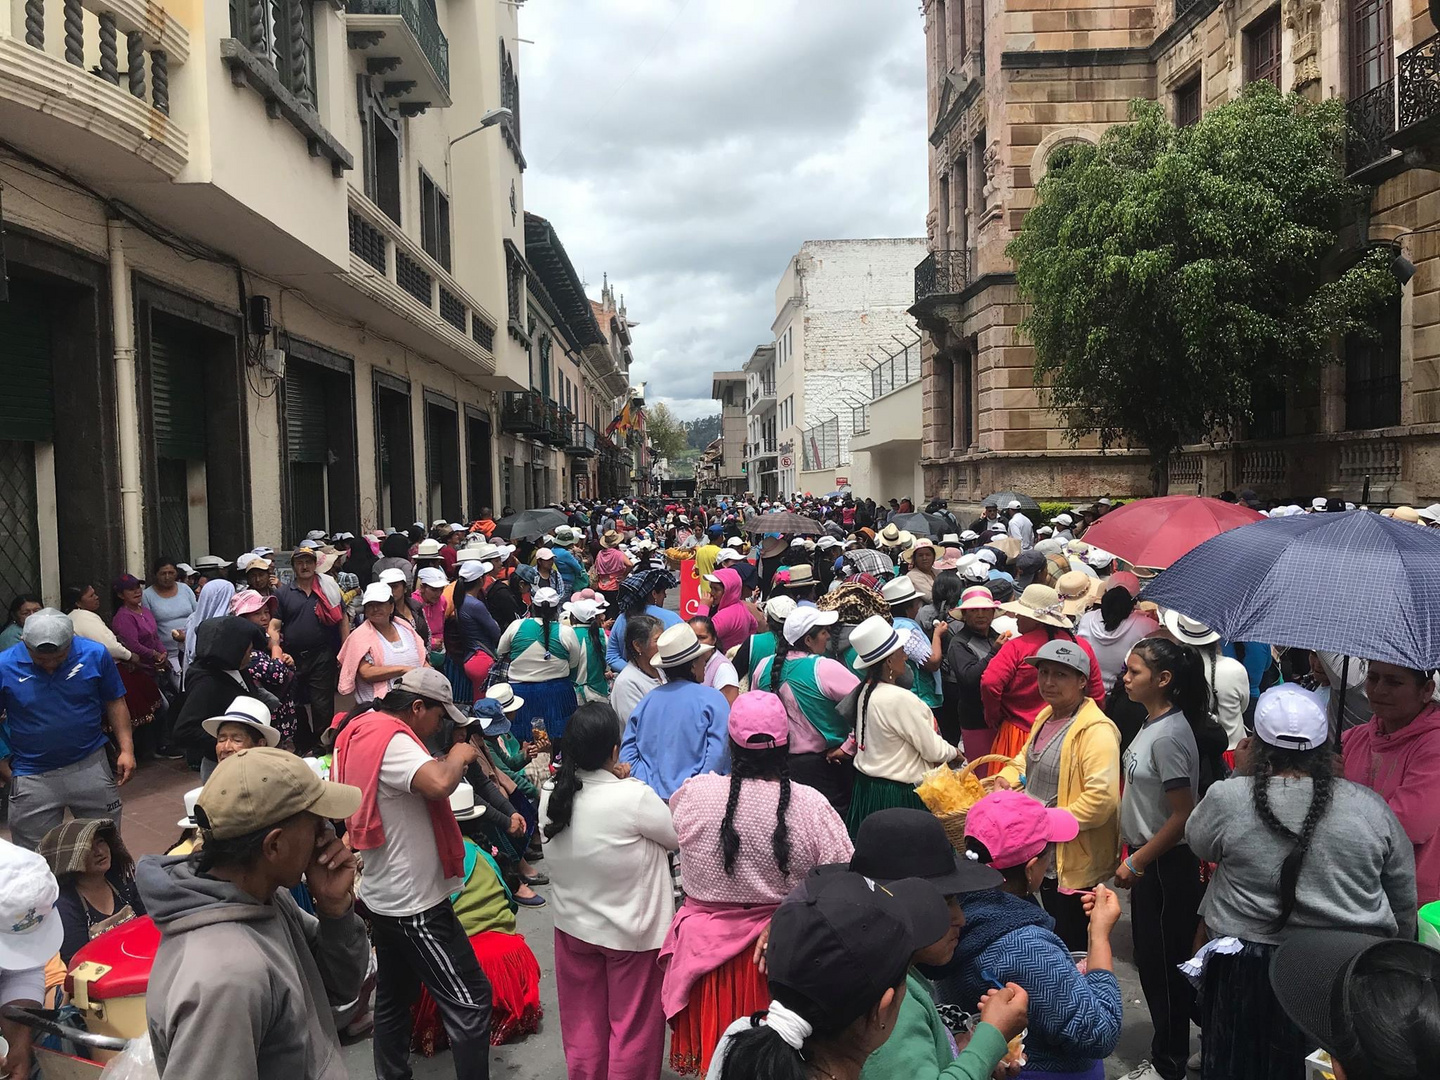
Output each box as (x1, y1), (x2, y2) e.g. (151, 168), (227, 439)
(998, 697), (1121, 891)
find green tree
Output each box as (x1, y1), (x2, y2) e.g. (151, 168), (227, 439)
(646, 401), (688, 462)
(1008, 81), (1398, 494)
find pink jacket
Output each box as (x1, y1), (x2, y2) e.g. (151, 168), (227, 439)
(1343, 702), (1440, 904)
(336, 618), (427, 696)
(705, 567), (757, 653)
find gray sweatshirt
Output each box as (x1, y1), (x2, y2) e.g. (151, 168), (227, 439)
(1186, 775), (1417, 945)
(136, 855), (369, 1080)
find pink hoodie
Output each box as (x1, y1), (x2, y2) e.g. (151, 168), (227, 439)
(1343, 702), (1440, 904)
(705, 567), (757, 654)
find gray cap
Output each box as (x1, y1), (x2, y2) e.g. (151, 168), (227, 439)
(21, 608), (74, 651)
(393, 666), (472, 727)
(1023, 638), (1091, 677)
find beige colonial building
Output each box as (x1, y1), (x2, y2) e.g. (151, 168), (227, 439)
(917, 0), (1440, 507)
(0, 0), (628, 605)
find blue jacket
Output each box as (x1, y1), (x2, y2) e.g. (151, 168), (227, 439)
(924, 890), (1122, 1074)
(552, 548), (589, 594)
(620, 681), (730, 800)
(605, 606), (683, 673)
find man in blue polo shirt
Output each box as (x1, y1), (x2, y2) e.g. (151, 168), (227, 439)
(0, 608), (133, 849)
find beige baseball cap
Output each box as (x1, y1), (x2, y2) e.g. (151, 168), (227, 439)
(196, 746), (362, 839)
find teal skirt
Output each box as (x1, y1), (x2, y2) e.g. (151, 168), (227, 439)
(846, 772), (927, 839)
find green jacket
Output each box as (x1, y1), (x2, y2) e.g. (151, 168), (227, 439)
(861, 969), (1010, 1080)
(486, 734), (538, 801)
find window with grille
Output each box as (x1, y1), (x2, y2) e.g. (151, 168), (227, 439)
(1245, 8), (1282, 88)
(420, 170), (451, 271)
(1175, 75), (1202, 126)
(1350, 0), (1393, 95)
(232, 0), (317, 108)
(1345, 298), (1401, 430)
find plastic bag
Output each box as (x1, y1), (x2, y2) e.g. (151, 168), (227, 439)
(99, 1036), (159, 1080)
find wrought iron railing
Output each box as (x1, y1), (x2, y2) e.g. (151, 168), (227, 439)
(501, 390), (545, 434)
(566, 422), (597, 455)
(1398, 34), (1440, 131)
(1346, 79), (1396, 174)
(547, 404), (573, 446)
(1173, 0), (1208, 22)
(914, 250), (971, 303)
(345, 0), (449, 92)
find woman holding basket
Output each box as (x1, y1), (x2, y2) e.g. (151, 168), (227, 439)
(993, 639), (1121, 950)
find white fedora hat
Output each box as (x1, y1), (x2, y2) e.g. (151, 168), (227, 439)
(1162, 609), (1221, 646)
(656, 623), (713, 668)
(880, 577), (921, 608)
(849, 614), (905, 670)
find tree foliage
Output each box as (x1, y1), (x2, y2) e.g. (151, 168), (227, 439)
(1007, 82), (1398, 493)
(646, 401), (689, 462)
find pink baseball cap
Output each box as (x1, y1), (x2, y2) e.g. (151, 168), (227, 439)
(1106, 571), (1141, 598)
(231, 590), (278, 617)
(964, 790), (1078, 869)
(728, 690), (789, 749)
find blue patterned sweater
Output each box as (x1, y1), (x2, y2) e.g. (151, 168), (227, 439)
(922, 890), (1123, 1073)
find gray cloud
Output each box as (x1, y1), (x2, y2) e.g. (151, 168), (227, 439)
(520, 0), (928, 420)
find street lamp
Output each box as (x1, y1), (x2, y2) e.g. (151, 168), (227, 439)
(449, 108), (513, 148)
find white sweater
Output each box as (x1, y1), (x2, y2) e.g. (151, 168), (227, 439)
(852, 681), (959, 784)
(539, 768), (679, 952)
(71, 608), (134, 662)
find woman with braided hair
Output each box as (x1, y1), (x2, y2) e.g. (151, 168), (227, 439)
(661, 691), (853, 1075)
(1185, 684), (1415, 1080)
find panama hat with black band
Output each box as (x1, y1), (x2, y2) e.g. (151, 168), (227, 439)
(1162, 609), (1221, 647)
(848, 614), (905, 670)
(655, 623), (713, 669)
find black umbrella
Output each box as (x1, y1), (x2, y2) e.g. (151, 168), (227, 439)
(888, 512), (950, 539)
(493, 508), (568, 542)
(982, 491), (1041, 511)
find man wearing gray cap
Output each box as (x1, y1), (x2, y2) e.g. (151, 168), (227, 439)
(0, 609), (133, 849)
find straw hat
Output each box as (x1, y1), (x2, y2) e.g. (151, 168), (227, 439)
(880, 577), (921, 608)
(1054, 570), (1098, 616)
(656, 623), (713, 668)
(955, 585), (999, 612)
(1393, 505), (1423, 523)
(997, 584), (1073, 629)
(601, 530), (622, 547)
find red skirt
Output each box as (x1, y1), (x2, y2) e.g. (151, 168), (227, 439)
(668, 947), (769, 1076)
(118, 666), (160, 727)
(988, 720), (1031, 767)
(410, 930), (542, 1052)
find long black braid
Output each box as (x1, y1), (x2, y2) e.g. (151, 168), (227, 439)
(537, 602), (560, 658)
(719, 744), (792, 877)
(1250, 741), (1335, 929)
(769, 644), (787, 694)
(856, 663), (886, 751)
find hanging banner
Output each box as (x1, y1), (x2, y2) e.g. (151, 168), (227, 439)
(679, 560), (707, 620)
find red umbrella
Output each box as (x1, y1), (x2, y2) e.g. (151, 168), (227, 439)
(1078, 496), (1264, 570)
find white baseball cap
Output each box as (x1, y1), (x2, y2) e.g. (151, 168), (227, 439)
(763, 595), (798, 623)
(782, 606), (838, 645)
(417, 567), (448, 589)
(458, 561), (492, 582)
(377, 567), (408, 585)
(0, 840), (66, 967)
(360, 582), (393, 606)
(1254, 684), (1329, 752)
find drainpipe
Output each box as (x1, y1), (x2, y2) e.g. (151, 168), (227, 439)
(108, 220), (144, 574)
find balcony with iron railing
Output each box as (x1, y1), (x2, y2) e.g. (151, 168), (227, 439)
(4, 0), (190, 178)
(913, 250), (972, 305)
(747, 380), (777, 411)
(1393, 34), (1440, 157)
(566, 421), (598, 456)
(501, 390), (547, 435)
(347, 190), (498, 372)
(1347, 78), (1397, 176)
(546, 403), (573, 446)
(344, 0), (450, 109)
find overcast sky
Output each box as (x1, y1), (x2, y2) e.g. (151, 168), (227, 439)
(519, 0), (928, 422)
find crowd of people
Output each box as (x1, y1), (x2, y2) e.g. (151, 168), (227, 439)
(0, 490), (1438, 1080)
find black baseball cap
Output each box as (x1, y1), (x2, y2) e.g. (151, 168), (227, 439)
(766, 871), (944, 1028)
(849, 809), (1003, 895)
(1270, 929), (1440, 1073)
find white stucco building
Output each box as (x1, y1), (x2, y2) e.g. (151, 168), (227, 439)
(764, 239), (927, 496)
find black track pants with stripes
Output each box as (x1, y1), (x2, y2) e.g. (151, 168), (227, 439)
(371, 901), (493, 1079)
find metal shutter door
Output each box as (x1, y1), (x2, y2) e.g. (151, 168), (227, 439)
(0, 281), (54, 442)
(285, 360), (329, 464)
(151, 316), (208, 460)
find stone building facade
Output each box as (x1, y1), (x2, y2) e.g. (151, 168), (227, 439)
(916, 0), (1440, 507)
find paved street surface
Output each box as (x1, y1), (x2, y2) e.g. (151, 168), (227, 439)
(30, 750), (1162, 1079)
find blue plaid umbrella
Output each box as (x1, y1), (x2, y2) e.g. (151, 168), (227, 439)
(1141, 512), (1440, 670)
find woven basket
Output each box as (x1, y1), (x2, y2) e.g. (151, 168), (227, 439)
(933, 755), (1019, 852)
